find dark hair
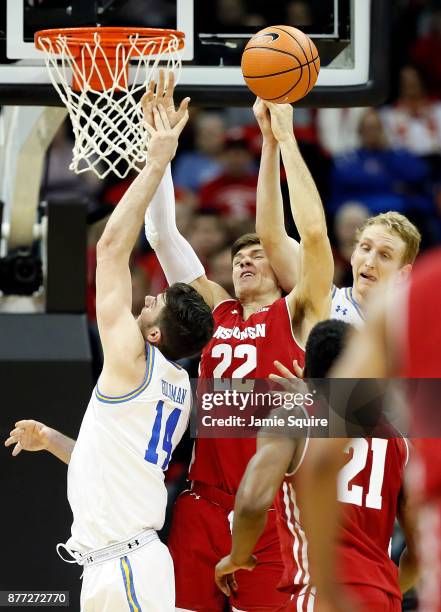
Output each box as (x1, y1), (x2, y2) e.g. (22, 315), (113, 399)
(304, 320), (352, 378)
(156, 283), (214, 360)
(231, 232), (261, 260)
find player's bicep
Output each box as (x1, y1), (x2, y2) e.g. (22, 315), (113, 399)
(264, 235), (300, 292)
(293, 237), (334, 316)
(96, 253), (145, 364)
(190, 275), (231, 309)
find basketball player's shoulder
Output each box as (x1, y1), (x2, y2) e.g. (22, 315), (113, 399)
(331, 285), (364, 327)
(212, 298), (240, 321)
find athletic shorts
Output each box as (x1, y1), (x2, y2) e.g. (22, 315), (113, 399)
(168, 488), (289, 612)
(283, 584), (401, 612)
(80, 538), (174, 611)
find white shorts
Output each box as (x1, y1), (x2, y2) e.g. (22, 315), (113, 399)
(80, 537), (175, 611)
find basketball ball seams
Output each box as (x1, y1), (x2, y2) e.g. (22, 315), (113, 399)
(243, 56), (319, 80)
(241, 25), (320, 103)
(265, 68), (304, 101)
(242, 46), (302, 62)
(270, 25), (310, 64)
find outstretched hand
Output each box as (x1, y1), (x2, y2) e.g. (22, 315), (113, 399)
(269, 359), (307, 393)
(262, 101), (295, 143)
(4, 420), (51, 456)
(144, 103), (189, 166)
(253, 97), (277, 144)
(214, 554), (257, 597)
(141, 70), (190, 129)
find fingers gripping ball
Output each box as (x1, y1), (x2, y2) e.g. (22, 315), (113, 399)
(241, 26), (320, 104)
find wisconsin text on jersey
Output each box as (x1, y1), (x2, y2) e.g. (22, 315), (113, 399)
(161, 380), (188, 405)
(213, 324), (266, 340)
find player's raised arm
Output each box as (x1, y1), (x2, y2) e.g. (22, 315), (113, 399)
(142, 72), (230, 309)
(5, 419), (75, 465)
(96, 104), (188, 391)
(215, 434), (297, 596)
(253, 98), (300, 291)
(265, 102), (334, 343)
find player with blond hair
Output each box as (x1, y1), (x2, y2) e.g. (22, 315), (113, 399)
(253, 97), (422, 323)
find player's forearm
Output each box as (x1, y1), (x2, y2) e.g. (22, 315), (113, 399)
(144, 164), (205, 285)
(301, 441), (347, 594)
(45, 429), (76, 465)
(398, 547), (419, 593)
(230, 508), (267, 565)
(99, 160), (166, 260)
(255, 141), (285, 242)
(279, 138), (326, 245)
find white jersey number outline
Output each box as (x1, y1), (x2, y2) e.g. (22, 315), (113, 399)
(337, 438), (388, 510)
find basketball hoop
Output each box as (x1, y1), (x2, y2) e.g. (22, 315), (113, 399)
(35, 27), (185, 179)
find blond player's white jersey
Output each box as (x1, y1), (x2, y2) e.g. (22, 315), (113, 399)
(66, 343), (191, 552)
(331, 286), (364, 328)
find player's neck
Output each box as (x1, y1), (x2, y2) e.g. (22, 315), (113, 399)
(351, 285), (365, 308)
(239, 289), (280, 320)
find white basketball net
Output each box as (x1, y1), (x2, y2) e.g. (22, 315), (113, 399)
(37, 31), (183, 179)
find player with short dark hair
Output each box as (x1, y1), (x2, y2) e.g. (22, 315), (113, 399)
(154, 283), (215, 360)
(215, 319), (417, 612)
(142, 73), (334, 611)
(5, 101), (214, 612)
(304, 319), (351, 378)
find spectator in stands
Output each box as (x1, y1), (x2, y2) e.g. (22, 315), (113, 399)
(45, 121), (101, 205)
(285, 0), (313, 26)
(207, 246), (235, 296)
(381, 65), (441, 157)
(186, 211), (229, 267)
(411, 7), (441, 98)
(198, 127), (258, 224)
(332, 202), (369, 288)
(173, 112), (225, 192)
(317, 108), (367, 156)
(330, 108), (431, 216)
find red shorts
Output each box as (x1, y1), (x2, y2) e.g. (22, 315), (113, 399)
(168, 487), (289, 612)
(283, 585), (401, 612)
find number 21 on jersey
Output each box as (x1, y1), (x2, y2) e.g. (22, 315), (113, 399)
(338, 438), (388, 510)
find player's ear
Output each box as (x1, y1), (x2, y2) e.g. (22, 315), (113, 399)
(146, 326), (162, 345)
(397, 263), (412, 282)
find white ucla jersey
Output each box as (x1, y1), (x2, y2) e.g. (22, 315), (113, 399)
(331, 286), (364, 328)
(66, 344), (191, 552)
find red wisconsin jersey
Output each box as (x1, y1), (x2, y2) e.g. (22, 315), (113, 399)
(401, 249), (441, 612)
(276, 437), (408, 600)
(189, 297), (305, 493)
(402, 248), (441, 504)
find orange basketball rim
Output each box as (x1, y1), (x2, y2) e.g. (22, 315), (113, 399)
(35, 26), (185, 91)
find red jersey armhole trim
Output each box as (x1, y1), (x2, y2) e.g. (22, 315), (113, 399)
(284, 296), (306, 352)
(211, 298), (237, 314)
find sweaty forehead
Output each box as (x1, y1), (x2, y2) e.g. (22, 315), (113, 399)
(359, 226), (404, 252)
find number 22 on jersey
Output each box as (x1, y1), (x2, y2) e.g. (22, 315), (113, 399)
(337, 438), (388, 510)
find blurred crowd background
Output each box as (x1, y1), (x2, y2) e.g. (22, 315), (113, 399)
(43, 0), (441, 330)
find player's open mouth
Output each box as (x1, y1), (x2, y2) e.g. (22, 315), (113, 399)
(240, 272), (254, 279)
(360, 272), (376, 282)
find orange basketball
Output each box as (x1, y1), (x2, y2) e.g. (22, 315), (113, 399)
(241, 26), (320, 104)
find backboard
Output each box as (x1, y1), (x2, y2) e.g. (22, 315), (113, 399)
(0, 0), (389, 107)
